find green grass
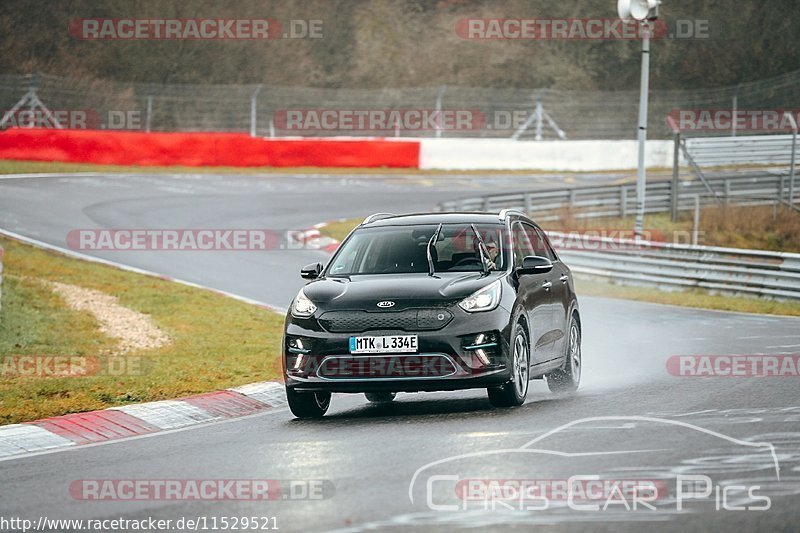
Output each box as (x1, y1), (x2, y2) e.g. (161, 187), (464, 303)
(0, 236), (285, 425)
(550, 206), (800, 253)
(0, 159), (674, 176)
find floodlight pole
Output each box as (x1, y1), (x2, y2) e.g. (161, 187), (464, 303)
(634, 22), (651, 240)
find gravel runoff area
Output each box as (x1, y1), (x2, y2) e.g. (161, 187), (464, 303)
(45, 280), (170, 355)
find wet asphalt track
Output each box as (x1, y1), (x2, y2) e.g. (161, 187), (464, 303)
(0, 172), (799, 532)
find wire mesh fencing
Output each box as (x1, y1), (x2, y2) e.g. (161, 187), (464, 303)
(1, 70), (799, 139)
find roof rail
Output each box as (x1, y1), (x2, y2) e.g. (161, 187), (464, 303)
(362, 213), (396, 225)
(498, 209), (526, 220)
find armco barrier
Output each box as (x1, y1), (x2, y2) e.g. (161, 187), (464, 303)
(550, 232), (800, 300)
(0, 129), (420, 168)
(438, 173), (799, 220)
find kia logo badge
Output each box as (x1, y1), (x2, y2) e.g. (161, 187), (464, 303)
(377, 301), (395, 308)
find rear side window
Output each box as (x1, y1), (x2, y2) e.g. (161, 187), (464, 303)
(512, 221), (556, 263)
(532, 226), (558, 261)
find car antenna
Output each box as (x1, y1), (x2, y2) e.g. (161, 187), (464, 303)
(470, 224), (490, 276)
(427, 223), (443, 277)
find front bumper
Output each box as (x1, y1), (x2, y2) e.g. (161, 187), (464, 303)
(283, 305), (513, 394)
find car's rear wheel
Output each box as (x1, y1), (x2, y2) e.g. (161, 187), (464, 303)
(488, 321), (529, 408)
(286, 388), (331, 419)
(365, 392), (396, 403)
(547, 315), (581, 393)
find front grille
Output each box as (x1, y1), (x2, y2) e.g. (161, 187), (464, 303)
(317, 354), (457, 379)
(319, 309), (453, 333)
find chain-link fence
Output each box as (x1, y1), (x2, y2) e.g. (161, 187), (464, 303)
(1, 71), (799, 140)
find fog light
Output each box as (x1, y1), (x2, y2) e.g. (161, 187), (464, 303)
(474, 348), (491, 366)
(463, 332), (500, 367)
(287, 337), (311, 354)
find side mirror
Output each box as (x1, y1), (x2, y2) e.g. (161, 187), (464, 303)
(300, 262), (323, 280)
(517, 255), (553, 275)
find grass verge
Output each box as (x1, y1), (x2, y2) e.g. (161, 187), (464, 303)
(550, 205), (800, 253)
(0, 236), (284, 425)
(575, 277), (800, 317)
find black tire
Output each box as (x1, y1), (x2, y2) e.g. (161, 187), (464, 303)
(365, 392), (396, 403)
(547, 314), (581, 394)
(286, 388), (331, 419)
(487, 320), (530, 408)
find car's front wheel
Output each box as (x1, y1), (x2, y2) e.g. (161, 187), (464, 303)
(286, 388), (331, 419)
(487, 320), (529, 408)
(546, 314), (581, 393)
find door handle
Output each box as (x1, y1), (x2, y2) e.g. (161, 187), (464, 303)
(560, 275), (569, 283)
(542, 281), (552, 290)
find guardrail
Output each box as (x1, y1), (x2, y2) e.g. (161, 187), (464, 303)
(549, 232), (800, 300)
(436, 170), (800, 300)
(436, 171), (798, 221)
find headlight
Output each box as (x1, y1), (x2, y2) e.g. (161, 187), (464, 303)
(458, 280), (501, 313)
(292, 288), (317, 318)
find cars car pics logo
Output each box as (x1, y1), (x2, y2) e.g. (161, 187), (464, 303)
(377, 300), (396, 308)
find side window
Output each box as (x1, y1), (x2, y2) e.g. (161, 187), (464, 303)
(511, 221), (534, 266)
(523, 223), (555, 261)
(533, 226), (558, 261)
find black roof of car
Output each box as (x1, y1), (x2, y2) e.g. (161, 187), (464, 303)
(363, 212), (518, 227)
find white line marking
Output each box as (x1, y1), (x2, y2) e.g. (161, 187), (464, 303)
(0, 227), (287, 314)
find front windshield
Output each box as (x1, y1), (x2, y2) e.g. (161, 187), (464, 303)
(327, 223), (507, 276)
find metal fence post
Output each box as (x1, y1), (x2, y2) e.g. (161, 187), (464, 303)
(724, 179), (731, 206)
(671, 130), (680, 221)
(620, 187), (628, 218)
(250, 85), (263, 137)
(692, 195), (700, 246)
(434, 86), (446, 139)
(790, 117), (797, 206)
(145, 94), (153, 133)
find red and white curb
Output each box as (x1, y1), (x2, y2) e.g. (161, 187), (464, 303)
(0, 382), (286, 459)
(290, 222), (340, 253)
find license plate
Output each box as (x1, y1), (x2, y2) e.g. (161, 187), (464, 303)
(349, 335), (418, 354)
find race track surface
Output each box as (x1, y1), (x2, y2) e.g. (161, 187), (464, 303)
(0, 172), (798, 532)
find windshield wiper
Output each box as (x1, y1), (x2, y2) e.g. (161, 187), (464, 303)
(470, 224), (491, 276)
(427, 223), (443, 277)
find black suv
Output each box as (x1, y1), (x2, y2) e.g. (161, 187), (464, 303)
(282, 211), (581, 418)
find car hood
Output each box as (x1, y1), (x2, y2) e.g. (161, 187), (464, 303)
(304, 271), (505, 310)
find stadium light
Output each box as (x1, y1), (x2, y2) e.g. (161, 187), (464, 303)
(617, 0), (661, 239)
